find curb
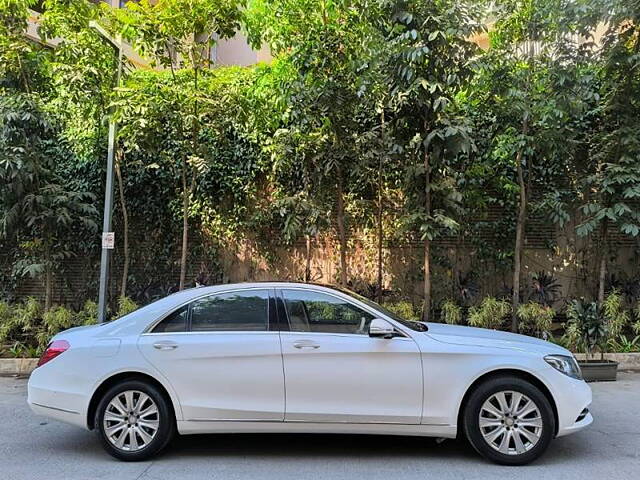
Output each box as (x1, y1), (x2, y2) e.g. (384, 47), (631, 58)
(0, 358), (39, 376)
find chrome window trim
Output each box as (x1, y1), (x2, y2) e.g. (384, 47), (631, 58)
(143, 287), (273, 334)
(279, 287), (410, 338)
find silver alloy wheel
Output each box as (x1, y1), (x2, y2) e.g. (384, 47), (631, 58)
(103, 390), (159, 452)
(479, 390), (543, 455)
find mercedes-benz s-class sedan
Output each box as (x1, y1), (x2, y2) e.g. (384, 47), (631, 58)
(28, 282), (592, 464)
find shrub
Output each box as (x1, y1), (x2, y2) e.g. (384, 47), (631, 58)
(608, 334), (640, 353)
(383, 301), (419, 321)
(38, 306), (75, 349)
(76, 300), (98, 325)
(440, 299), (462, 325)
(0, 297), (42, 350)
(468, 297), (511, 330)
(517, 302), (555, 338)
(115, 296), (138, 319)
(633, 303), (640, 335)
(565, 299), (604, 358)
(602, 290), (629, 339)
(0, 298), (102, 357)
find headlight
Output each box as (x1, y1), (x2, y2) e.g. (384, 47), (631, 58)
(544, 354), (583, 380)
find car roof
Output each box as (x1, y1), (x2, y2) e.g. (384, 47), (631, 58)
(179, 281), (350, 298)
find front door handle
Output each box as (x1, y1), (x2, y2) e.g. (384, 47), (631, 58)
(153, 341), (178, 351)
(293, 340), (320, 349)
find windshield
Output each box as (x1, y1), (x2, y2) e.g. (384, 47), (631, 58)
(340, 289), (429, 332)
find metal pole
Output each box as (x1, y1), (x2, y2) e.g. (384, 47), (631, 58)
(97, 38), (123, 324)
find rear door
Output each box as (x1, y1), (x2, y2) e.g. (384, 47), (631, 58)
(138, 288), (285, 421)
(277, 288), (423, 424)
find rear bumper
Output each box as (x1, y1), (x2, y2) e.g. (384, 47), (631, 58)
(28, 400), (86, 428)
(27, 368), (89, 430)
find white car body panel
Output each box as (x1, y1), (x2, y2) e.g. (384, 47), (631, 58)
(280, 331), (423, 423)
(27, 282), (593, 442)
(138, 331), (285, 421)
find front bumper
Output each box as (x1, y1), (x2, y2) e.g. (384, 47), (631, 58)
(537, 366), (593, 437)
(557, 408), (593, 437)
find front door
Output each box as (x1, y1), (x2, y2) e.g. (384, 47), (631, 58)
(138, 288), (285, 421)
(278, 288), (423, 424)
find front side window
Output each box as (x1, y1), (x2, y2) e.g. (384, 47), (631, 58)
(282, 289), (374, 334)
(190, 290), (269, 332)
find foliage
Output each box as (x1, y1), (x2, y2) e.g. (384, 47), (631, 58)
(528, 271), (561, 306)
(516, 301), (555, 338)
(382, 300), (419, 322)
(115, 0), (245, 70)
(467, 296), (511, 330)
(565, 298), (605, 358)
(601, 290), (629, 340)
(0, 297), (98, 355)
(607, 334), (640, 354)
(1, 0), (640, 328)
(115, 296), (138, 319)
(440, 299), (462, 325)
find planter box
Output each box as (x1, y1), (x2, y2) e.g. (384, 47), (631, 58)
(577, 360), (618, 382)
(575, 352), (640, 371)
(0, 358), (39, 376)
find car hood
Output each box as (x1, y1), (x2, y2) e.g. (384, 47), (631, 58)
(425, 322), (570, 356)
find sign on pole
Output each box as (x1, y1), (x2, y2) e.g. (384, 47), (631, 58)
(102, 232), (115, 250)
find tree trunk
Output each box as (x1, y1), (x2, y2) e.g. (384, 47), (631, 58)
(598, 220), (608, 304)
(44, 240), (52, 310)
(376, 111), (385, 303)
(423, 148), (431, 322)
(179, 162), (189, 290)
(336, 167), (348, 287)
(44, 266), (52, 311)
(511, 148), (527, 332)
(115, 152), (129, 299)
(304, 234), (312, 283)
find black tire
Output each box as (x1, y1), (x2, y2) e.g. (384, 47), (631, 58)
(95, 379), (176, 461)
(463, 375), (555, 466)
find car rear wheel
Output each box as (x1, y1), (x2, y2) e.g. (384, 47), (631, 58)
(95, 379), (175, 461)
(463, 375), (555, 465)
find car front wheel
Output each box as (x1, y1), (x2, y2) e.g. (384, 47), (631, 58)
(95, 379), (175, 461)
(463, 375), (555, 465)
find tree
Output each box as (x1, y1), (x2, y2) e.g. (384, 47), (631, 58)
(0, 0), (49, 94)
(0, 93), (97, 310)
(470, 0), (597, 329)
(39, 0), (125, 293)
(247, 0), (381, 287)
(384, 0), (479, 319)
(115, 0), (245, 290)
(577, 0), (640, 303)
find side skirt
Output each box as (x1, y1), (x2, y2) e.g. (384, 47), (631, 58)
(177, 420), (457, 438)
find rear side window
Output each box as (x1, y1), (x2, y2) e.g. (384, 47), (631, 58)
(152, 305), (188, 333)
(190, 290), (269, 332)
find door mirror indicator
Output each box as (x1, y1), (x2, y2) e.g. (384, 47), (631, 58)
(369, 318), (396, 338)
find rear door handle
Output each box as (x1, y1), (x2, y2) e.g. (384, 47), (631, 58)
(293, 340), (320, 349)
(153, 341), (178, 351)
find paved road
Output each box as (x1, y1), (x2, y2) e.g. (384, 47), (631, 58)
(1, 373), (639, 480)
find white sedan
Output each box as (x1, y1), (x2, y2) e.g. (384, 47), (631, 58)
(28, 282), (592, 464)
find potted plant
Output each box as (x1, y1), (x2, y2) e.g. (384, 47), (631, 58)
(564, 292), (628, 381)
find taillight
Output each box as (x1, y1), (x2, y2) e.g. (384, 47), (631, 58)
(37, 340), (70, 367)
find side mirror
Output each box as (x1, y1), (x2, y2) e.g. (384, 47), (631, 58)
(369, 318), (396, 339)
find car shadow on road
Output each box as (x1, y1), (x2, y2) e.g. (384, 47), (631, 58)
(155, 432), (591, 466)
